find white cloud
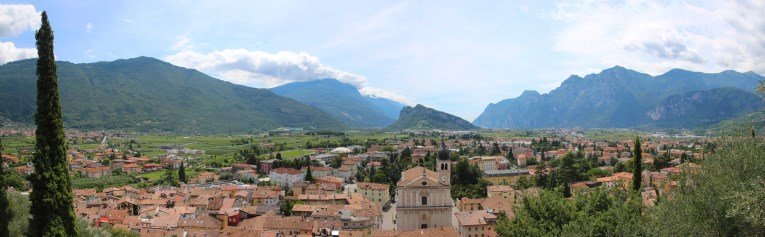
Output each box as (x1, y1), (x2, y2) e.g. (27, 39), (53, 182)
(165, 48), (413, 104)
(552, 0), (765, 75)
(0, 41), (35, 64)
(0, 4), (40, 37)
(359, 87), (414, 105)
(85, 23), (92, 34)
(171, 35), (192, 51)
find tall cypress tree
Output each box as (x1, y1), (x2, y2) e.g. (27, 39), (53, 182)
(632, 137), (642, 192)
(29, 11), (78, 236)
(304, 166), (314, 182)
(179, 161), (187, 183)
(0, 137), (12, 237)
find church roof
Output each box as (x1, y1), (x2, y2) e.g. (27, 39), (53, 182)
(397, 167), (438, 186)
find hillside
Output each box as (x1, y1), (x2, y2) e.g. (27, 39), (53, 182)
(648, 87), (764, 128)
(0, 57), (345, 133)
(474, 66), (765, 129)
(271, 79), (404, 127)
(387, 104), (477, 131)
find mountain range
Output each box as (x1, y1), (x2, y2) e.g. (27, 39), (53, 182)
(474, 66), (765, 129)
(1, 57), (762, 132)
(0, 57), (344, 133)
(271, 79), (405, 128)
(387, 104), (478, 131)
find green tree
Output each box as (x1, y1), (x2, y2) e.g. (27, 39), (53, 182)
(304, 166), (314, 182)
(652, 136), (765, 236)
(161, 165), (179, 187)
(29, 12), (78, 237)
(632, 137), (642, 191)
(178, 161), (187, 183)
(495, 189), (645, 236)
(400, 146), (412, 160)
(0, 137), (11, 237)
(330, 156), (343, 168)
(491, 142), (501, 155)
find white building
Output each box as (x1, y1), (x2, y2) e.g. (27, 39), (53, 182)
(269, 167), (305, 188)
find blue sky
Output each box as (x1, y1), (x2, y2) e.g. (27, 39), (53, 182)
(1, 1), (763, 120)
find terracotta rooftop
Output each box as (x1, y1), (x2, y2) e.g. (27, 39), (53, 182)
(455, 210), (498, 226)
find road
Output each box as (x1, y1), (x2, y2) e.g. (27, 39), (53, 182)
(381, 203), (396, 230)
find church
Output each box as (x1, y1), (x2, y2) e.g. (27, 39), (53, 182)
(395, 142), (453, 230)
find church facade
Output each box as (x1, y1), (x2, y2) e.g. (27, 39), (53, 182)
(395, 143), (453, 230)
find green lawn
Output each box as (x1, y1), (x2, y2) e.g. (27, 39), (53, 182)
(138, 169), (198, 182)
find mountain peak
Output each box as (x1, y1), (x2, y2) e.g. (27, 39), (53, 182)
(271, 78), (402, 127)
(389, 104), (477, 131)
(519, 90), (541, 98)
(600, 65), (639, 75)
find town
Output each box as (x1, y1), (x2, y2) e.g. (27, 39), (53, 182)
(1, 128), (710, 236)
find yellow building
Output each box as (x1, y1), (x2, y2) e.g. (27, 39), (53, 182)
(454, 210), (498, 237)
(356, 182), (390, 206)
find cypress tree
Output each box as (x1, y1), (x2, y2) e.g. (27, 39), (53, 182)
(0, 137), (12, 237)
(304, 166), (314, 182)
(179, 161), (187, 183)
(29, 11), (78, 237)
(632, 137), (642, 191)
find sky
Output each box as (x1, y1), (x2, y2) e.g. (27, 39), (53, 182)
(0, 1), (763, 121)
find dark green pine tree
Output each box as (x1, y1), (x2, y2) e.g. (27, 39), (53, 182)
(0, 137), (12, 237)
(632, 137), (642, 191)
(28, 11), (78, 237)
(179, 161), (187, 183)
(304, 166), (314, 182)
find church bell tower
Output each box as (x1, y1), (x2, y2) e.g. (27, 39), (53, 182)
(436, 141), (451, 185)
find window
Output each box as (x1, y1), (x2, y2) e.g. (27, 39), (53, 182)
(421, 224), (428, 229)
(422, 181), (427, 186)
(421, 196), (428, 205)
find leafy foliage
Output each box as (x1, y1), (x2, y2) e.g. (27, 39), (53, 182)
(495, 189), (646, 236)
(0, 137), (10, 237)
(450, 158), (488, 199)
(650, 136), (765, 236)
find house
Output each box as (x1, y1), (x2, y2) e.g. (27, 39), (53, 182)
(81, 166), (112, 178)
(269, 168), (305, 188)
(481, 169), (531, 185)
(259, 159), (277, 173)
(315, 176), (344, 190)
(570, 181), (602, 195)
(335, 165), (354, 182)
(121, 163), (142, 173)
(355, 182), (390, 207)
(302, 166), (332, 178)
(251, 189), (281, 206)
(236, 170), (259, 181)
(458, 197), (484, 212)
(596, 172), (633, 189)
(454, 210), (498, 237)
(191, 172), (220, 184)
(487, 185), (514, 201)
